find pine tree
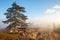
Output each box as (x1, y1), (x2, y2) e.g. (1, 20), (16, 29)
(2, 2), (28, 31)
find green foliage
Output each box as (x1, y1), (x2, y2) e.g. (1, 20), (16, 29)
(2, 2), (28, 30)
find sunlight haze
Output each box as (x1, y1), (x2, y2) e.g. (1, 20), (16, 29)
(0, 0), (60, 29)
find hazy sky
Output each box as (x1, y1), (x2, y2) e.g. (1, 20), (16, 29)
(0, 0), (60, 28)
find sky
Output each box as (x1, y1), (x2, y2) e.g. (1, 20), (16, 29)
(0, 0), (60, 29)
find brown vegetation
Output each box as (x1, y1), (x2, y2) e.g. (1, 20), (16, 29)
(0, 28), (60, 40)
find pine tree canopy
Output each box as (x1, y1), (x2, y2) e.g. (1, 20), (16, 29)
(2, 2), (28, 30)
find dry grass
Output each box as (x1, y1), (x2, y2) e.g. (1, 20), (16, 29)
(0, 28), (60, 40)
(0, 32), (19, 40)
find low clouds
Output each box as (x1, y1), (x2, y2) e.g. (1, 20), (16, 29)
(45, 5), (60, 24)
(31, 5), (60, 28)
(46, 5), (60, 14)
(0, 18), (7, 29)
(42, 5), (60, 28)
(44, 5), (60, 23)
(46, 9), (55, 14)
(53, 5), (60, 9)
